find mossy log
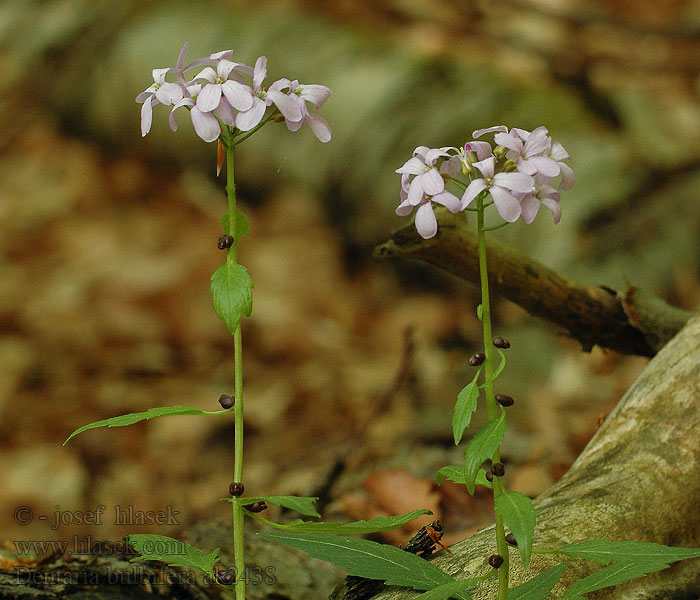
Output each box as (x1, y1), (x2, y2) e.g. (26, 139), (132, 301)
(333, 314), (700, 600)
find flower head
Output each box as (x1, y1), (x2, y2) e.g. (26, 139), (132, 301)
(137, 43), (331, 144)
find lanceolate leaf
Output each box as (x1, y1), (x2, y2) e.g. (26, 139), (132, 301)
(412, 577), (482, 599)
(508, 563), (566, 600)
(463, 413), (505, 494)
(435, 466), (492, 490)
(256, 510), (432, 534)
(226, 495), (320, 517)
(494, 490), (537, 568)
(452, 369), (481, 445)
(125, 534), (219, 575)
(561, 561), (673, 600)
(210, 262), (253, 334)
(64, 405), (231, 444)
(259, 532), (455, 591)
(555, 539), (700, 565)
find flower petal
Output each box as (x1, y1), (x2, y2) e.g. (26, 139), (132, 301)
(191, 107), (221, 142)
(431, 191), (462, 213)
(267, 90), (303, 122)
(196, 83), (222, 112)
(298, 84), (331, 108)
(494, 132), (523, 153)
(558, 162), (575, 190)
(461, 178), (487, 209)
(519, 195), (540, 224)
(473, 156), (495, 178)
(155, 82), (184, 105)
(415, 203), (438, 238)
(473, 125), (508, 138)
(253, 56), (267, 91)
(235, 98), (266, 131)
(221, 80), (254, 111)
(396, 157), (427, 175)
(490, 186), (521, 222)
(493, 171), (534, 193)
(194, 66), (217, 84)
(528, 155), (560, 177)
(421, 168), (444, 195)
(305, 113), (331, 143)
(140, 96), (153, 137)
(540, 197), (562, 224)
(395, 198), (414, 216)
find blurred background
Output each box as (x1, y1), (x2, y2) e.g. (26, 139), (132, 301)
(1, 0), (699, 561)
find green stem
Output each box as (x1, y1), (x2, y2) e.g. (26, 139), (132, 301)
(476, 196), (508, 600)
(225, 145), (246, 600)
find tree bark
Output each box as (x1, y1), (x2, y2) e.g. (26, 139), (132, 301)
(334, 314), (700, 600)
(374, 210), (696, 357)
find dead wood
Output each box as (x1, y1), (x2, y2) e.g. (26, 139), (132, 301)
(374, 210), (696, 357)
(334, 314), (700, 600)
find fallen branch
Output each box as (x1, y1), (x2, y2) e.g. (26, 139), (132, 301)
(334, 314), (700, 600)
(374, 210), (695, 357)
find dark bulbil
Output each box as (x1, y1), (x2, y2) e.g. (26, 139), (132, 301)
(492, 462), (506, 477)
(243, 501), (267, 513)
(217, 234), (235, 250)
(215, 569), (236, 585)
(485, 470), (494, 482)
(505, 533), (518, 546)
(469, 352), (486, 366)
(219, 394), (235, 409)
(493, 336), (511, 349)
(488, 554), (504, 568)
(496, 394), (514, 407)
(229, 482), (244, 496)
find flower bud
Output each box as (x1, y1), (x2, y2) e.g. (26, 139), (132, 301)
(243, 501), (267, 513)
(492, 336), (510, 349)
(492, 462), (505, 477)
(495, 394), (514, 407)
(219, 394), (235, 409)
(217, 234), (235, 250)
(505, 533), (517, 546)
(468, 352), (486, 366)
(229, 482), (244, 496)
(488, 554), (504, 568)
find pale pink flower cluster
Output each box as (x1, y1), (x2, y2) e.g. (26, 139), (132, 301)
(136, 43), (331, 143)
(396, 126), (574, 238)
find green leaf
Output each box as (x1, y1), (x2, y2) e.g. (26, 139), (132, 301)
(452, 369), (481, 445)
(561, 561), (672, 600)
(479, 349), (506, 388)
(412, 577), (481, 600)
(494, 490), (537, 568)
(226, 495), (320, 517)
(259, 532), (455, 591)
(508, 563), (566, 600)
(64, 405), (230, 444)
(463, 413), (505, 494)
(436, 466), (492, 490)
(210, 262), (253, 334)
(125, 534), (219, 576)
(555, 539), (700, 565)
(259, 510), (432, 534)
(221, 209), (250, 240)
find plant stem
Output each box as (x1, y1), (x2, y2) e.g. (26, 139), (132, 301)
(225, 145), (246, 600)
(476, 197), (509, 600)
